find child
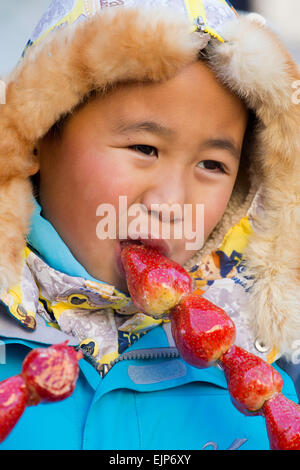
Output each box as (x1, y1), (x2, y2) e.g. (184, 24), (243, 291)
(0, 0), (299, 450)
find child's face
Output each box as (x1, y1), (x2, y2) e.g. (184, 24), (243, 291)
(37, 60), (248, 294)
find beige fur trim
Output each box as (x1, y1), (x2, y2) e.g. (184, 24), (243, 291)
(0, 7), (208, 288)
(208, 15), (300, 359)
(1, 8), (299, 360)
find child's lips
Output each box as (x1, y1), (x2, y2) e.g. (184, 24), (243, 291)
(115, 236), (172, 280)
(120, 236), (171, 257)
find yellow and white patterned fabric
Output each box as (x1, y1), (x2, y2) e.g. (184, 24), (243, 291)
(0, 246), (163, 366)
(0, 211), (278, 367)
(21, 0), (238, 59)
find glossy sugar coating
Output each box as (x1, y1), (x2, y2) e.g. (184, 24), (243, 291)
(120, 244), (193, 317)
(170, 293), (236, 368)
(220, 345), (283, 413)
(21, 341), (83, 404)
(120, 244), (300, 449)
(0, 342), (82, 443)
(0, 375), (28, 443)
(263, 393), (300, 450)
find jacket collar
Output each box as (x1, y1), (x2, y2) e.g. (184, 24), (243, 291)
(27, 198), (130, 290)
(0, 197), (278, 366)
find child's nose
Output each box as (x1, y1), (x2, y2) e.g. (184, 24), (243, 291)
(140, 172), (185, 223)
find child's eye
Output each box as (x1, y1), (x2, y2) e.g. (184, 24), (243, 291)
(197, 160), (226, 173)
(129, 145), (158, 157)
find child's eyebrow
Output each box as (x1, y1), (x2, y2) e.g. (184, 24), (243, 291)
(113, 120), (240, 160)
(113, 120), (175, 137)
(201, 138), (241, 161)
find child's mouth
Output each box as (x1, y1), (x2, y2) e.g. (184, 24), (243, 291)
(115, 237), (171, 280)
(120, 236), (171, 257)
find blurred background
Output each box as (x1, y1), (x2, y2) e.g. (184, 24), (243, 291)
(0, 0), (299, 76)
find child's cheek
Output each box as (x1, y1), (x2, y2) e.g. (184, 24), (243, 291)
(77, 155), (142, 238)
(203, 189), (232, 240)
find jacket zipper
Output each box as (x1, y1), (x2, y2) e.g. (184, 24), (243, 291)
(77, 346), (180, 378)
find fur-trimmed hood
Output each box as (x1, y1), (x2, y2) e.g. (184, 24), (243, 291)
(0, 0), (299, 359)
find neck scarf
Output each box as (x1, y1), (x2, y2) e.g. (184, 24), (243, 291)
(0, 197), (277, 368)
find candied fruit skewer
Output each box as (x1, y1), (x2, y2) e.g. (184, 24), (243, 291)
(262, 393), (300, 450)
(0, 376), (28, 443)
(0, 341), (82, 443)
(169, 291), (300, 449)
(219, 345), (283, 415)
(171, 293), (300, 449)
(120, 242), (193, 318)
(220, 347), (300, 449)
(170, 293), (236, 368)
(120, 243), (300, 450)
(21, 341), (83, 405)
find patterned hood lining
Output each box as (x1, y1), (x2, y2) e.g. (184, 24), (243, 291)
(0, 208), (278, 368)
(1, 0), (299, 359)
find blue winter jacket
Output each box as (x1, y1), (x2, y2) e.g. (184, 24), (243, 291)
(0, 202), (299, 451)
